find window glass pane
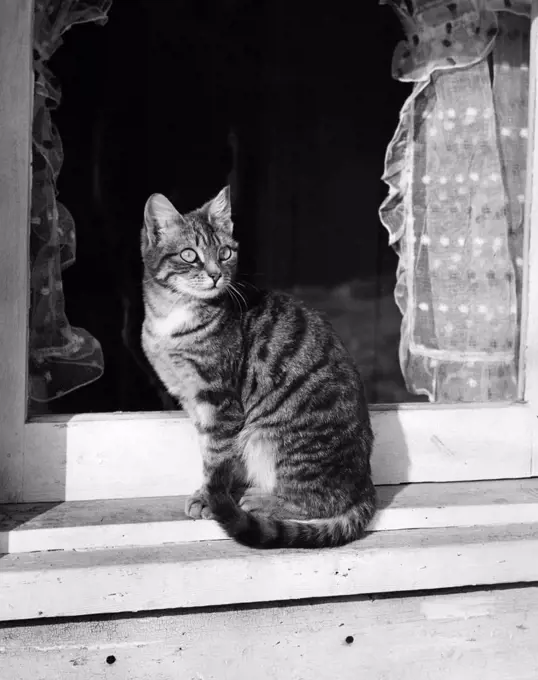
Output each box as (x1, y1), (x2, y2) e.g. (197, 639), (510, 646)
(27, 0), (528, 416)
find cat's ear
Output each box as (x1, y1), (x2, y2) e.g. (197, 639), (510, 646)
(203, 186), (233, 235)
(143, 193), (182, 247)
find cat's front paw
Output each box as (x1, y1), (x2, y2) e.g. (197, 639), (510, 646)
(185, 488), (215, 520)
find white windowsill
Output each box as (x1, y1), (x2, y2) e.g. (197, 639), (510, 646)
(1, 479), (538, 554)
(1, 479), (538, 622)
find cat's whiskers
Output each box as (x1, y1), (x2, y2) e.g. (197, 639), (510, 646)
(236, 280), (260, 293)
(142, 272), (158, 286)
(228, 282), (248, 312)
(229, 283), (247, 311)
(226, 286), (243, 317)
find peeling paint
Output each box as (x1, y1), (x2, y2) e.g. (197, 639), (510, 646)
(421, 595), (494, 621)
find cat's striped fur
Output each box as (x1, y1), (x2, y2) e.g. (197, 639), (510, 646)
(141, 187), (376, 549)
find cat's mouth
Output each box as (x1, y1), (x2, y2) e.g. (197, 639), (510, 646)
(186, 281), (229, 300)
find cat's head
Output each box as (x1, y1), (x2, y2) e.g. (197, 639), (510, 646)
(142, 186), (238, 300)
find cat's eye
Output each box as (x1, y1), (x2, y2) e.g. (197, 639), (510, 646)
(180, 248), (197, 263)
(219, 246), (233, 261)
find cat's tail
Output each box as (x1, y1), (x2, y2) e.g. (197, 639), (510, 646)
(206, 463), (376, 550)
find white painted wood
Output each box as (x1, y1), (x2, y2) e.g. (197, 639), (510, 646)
(522, 2), (538, 476)
(23, 413), (202, 501)
(1, 523), (538, 621)
(2, 479), (538, 554)
(22, 404), (534, 501)
(0, 1), (536, 503)
(0, 0), (32, 502)
(370, 403), (533, 483)
(1, 585), (537, 680)
(521, 0), (538, 405)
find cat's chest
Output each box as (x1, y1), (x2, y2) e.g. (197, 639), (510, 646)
(146, 306), (196, 339)
(142, 307), (200, 392)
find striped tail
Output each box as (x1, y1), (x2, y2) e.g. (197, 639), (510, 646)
(207, 463), (376, 550)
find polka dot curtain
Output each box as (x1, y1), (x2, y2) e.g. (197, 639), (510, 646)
(29, 0), (111, 408)
(380, 0), (529, 402)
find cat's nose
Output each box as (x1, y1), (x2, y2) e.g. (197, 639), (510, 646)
(207, 271), (222, 286)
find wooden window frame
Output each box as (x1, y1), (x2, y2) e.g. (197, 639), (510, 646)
(1, 0), (537, 504)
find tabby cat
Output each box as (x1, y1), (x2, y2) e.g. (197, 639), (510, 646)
(141, 187), (376, 549)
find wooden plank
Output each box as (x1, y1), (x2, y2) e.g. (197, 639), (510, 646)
(0, 0), (33, 502)
(1, 585), (537, 680)
(22, 404), (534, 501)
(2, 479), (538, 554)
(370, 403), (533, 484)
(1, 523), (538, 621)
(521, 0), (538, 405)
(23, 413), (202, 502)
(522, 1), (538, 476)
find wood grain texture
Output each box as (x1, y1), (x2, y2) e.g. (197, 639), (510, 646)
(0, 0), (32, 502)
(522, 3), (538, 475)
(0, 585), (537, 679)
(23, 403), (534, 501)
(1, 523), (538, 621)
(2, 479), (538, 553)
(521, 1), (538, 406)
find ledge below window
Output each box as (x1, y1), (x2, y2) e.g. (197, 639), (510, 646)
(0, 479), (538, 622)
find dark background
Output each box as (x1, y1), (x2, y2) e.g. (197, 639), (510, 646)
(45, 0), (410, 413)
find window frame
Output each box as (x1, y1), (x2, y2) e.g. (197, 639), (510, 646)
(0, 0), (537, 503)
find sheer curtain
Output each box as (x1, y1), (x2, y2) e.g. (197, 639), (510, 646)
(30, 0), (111, 407)
(380, 0), (529, 402)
